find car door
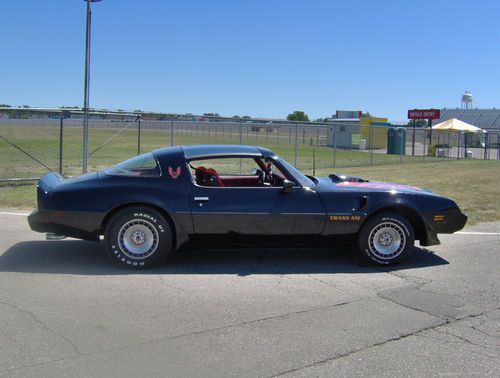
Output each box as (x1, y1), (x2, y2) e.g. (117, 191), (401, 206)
(189, 184), (326, 235)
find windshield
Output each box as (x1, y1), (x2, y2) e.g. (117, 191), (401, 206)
(104, 153), (161, 177)
(276, 156), (315, 187)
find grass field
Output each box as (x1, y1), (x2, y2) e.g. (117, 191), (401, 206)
(1, 158), (499, 225)
(1, 123), (453, 180)
(2, 121), (499, 224)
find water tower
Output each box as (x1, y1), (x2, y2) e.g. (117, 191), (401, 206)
(461, 91), (473, 109)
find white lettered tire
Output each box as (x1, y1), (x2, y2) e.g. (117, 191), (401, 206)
(357, 212), (415, 265)
(105, 207), (173, 268)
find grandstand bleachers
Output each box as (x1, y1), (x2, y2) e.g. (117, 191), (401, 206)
(434, 108), (500, 130)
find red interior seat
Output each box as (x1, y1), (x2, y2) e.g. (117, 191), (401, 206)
(195, 166), (224, 187)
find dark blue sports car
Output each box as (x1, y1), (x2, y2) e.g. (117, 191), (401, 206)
(28, 144), (467, 268)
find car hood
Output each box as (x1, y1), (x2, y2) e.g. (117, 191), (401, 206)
(313, 176), (434, 195)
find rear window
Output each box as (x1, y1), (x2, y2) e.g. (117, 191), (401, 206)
(104, 153), (161, 177)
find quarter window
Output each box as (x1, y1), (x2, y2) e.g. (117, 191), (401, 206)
(104, 153), (161, 177)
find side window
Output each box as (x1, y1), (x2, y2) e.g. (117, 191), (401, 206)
(190, 158), (257, 176)
(189, 157), (288, 188)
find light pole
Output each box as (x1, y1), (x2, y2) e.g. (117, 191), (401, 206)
(82, 0), (102, 174)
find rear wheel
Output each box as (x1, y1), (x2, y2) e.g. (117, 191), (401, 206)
(105, 207), (173, 268)
(357, 212), (415, 265)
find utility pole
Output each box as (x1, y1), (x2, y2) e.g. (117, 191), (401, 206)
(82, 0), (102, 173)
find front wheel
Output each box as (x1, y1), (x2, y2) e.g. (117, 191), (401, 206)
(105, 207), (173, 269)
(357, 213), (415, 265)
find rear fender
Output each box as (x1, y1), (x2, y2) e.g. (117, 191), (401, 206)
(100, 202), (190, 249)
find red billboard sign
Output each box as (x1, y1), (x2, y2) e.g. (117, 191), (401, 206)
(407, 109), (440, 119)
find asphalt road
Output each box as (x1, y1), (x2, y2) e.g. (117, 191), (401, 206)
(0, 211), (499, 377)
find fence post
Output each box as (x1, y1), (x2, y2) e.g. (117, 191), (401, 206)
(497, 135), (500, 160)
(294, 123), (298, 167)
(457, 131), (460, 160)
(313, 147), (316, 175)
(170, 118), (174, 146)
(463, 133), (466, 158)
(446, 131), (451, 157)
(239, 118), (243, 145)
(137, 116), (141, 155)
(400, 129), (404, 164)
(483, 132), (488, 160)
(59, 112), (64, 174)
(437, 133), (440, 160)
(422, 130), (426, 161)
(333, 124), (337, 168)
(277, 127), (280, 144)
(370, 125), (374, 166)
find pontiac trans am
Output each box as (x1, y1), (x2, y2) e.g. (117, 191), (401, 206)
(28, 145), (467, 268)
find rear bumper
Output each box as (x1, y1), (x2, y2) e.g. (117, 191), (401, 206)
(28, 209), (100, 241)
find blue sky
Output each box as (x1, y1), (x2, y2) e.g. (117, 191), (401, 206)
(1, 0), (499, 122)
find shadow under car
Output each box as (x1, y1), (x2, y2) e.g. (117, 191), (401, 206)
(0, 239), (448, 276)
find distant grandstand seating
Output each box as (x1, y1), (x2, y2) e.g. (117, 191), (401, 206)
(434, 108), (500, 130)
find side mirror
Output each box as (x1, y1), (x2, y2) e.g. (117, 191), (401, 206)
(282, 180), (294, 193)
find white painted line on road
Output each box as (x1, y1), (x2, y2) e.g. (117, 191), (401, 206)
(0, 212), (30, 217)
(456, 231), (500, 236)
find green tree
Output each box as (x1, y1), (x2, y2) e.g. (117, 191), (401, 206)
(0, 104), (11, 108)
(287, 111), (309, 122)
(407, 119), (428, 128)
(9, 108), (31, 119)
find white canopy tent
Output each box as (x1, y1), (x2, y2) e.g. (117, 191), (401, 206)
(431, 118), (486, 133)
(431, 118), (486, 159)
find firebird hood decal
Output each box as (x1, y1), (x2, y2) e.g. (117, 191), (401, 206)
(336, 181), (424, 191)
(314, 177), (429, 194)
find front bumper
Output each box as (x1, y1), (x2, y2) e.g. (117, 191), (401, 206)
(420, 206), (467, 246)
(430, 207), (468, 234)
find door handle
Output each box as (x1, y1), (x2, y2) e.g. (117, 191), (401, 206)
(194, 197), (209, 202)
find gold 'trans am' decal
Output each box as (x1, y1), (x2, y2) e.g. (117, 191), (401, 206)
(329, 215), (362, 222)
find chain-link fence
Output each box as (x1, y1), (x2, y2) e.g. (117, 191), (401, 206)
(1, 112), (499, 182)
